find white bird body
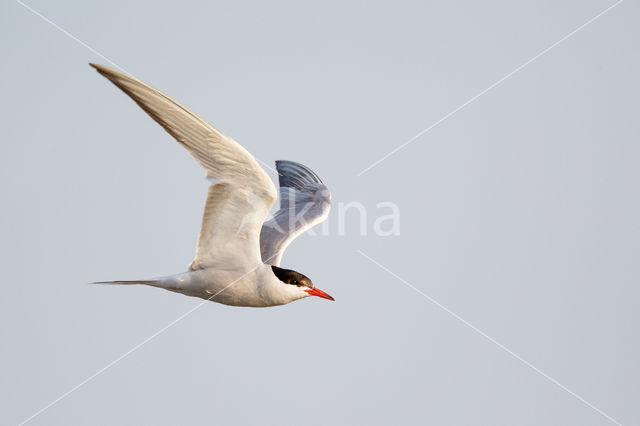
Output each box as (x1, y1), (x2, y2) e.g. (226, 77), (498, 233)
(90, 63), (334, 307)
(139, 267), (307, 307)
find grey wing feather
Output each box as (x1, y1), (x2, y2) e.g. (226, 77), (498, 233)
(260, 161), (331, 266)
(276, 160), (323, 190)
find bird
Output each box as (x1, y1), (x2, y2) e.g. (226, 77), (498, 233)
(89, 63), (334, 307)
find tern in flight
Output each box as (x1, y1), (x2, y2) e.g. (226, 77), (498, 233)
(90, 64), (333, 307)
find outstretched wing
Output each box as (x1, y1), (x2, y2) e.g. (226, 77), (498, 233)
(260, 161), (331, 266)
(90, 64), (276, 270)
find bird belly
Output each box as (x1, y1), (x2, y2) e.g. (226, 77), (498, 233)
(160, 266), (287, 307)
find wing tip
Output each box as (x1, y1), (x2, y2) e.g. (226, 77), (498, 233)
(275, 160), (323, 189)
(89, 62), (118, 79)
(88, 62), (104, 72)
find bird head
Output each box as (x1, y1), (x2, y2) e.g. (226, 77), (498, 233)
(271, 266), (334, 301)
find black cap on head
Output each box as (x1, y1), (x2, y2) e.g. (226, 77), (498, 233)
(271, 265), (313, 289)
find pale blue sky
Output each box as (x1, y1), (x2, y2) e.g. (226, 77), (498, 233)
(1, 1), (639, 425)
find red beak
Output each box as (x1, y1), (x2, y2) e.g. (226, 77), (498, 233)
(305, 287), (335, 301)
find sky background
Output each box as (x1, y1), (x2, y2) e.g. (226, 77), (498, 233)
(1, 0), (639, 425)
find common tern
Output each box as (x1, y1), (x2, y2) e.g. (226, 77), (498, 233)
(90, 64), (333, 307)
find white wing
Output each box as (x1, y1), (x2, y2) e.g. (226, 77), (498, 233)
(260, 161), (331, 266)
(90, 64), (277, 270)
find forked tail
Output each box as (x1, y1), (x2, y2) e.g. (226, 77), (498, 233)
(91, 280), (158, 286)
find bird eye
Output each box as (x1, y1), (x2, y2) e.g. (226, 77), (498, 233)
(292, 280), (298, 285)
